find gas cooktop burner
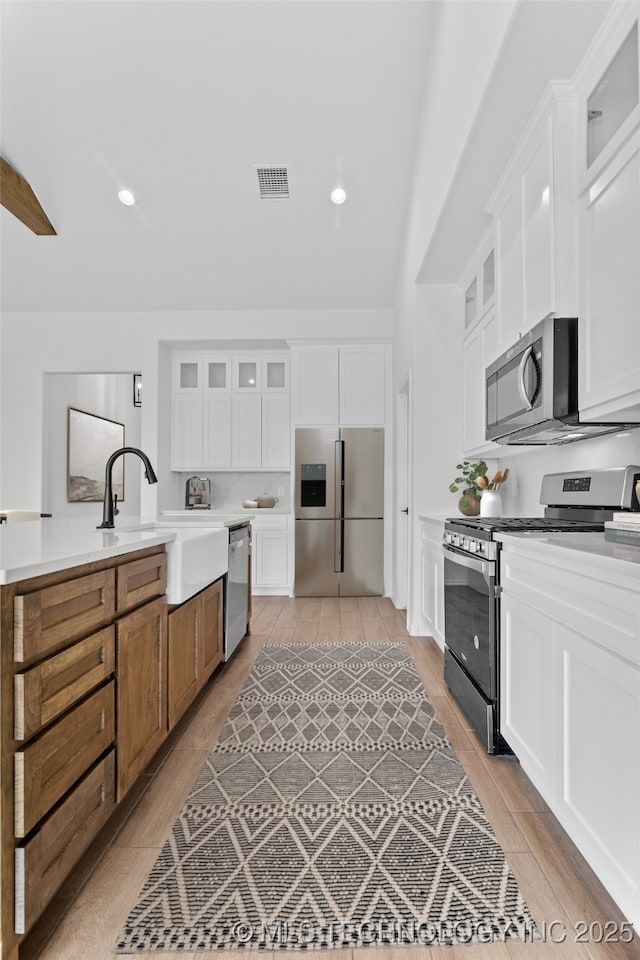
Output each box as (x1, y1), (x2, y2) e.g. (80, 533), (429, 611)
(445, 516), (605, 533)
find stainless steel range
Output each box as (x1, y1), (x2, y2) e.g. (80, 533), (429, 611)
(442, 465), (640, 755)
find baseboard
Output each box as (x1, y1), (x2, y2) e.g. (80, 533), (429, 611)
(252, 586), (291, 596)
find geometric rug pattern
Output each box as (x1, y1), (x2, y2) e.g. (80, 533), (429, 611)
(116, 641), (537, 951)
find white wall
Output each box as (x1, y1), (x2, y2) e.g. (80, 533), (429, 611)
(168, 471), (290, 514)
(0, 309), (392, 511)
(41, 373), (142, 519)
(496, 431), (640, 516)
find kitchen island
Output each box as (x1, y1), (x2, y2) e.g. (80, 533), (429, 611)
(0, 517), (231, 959)
(496, 530), (640, 933)
(0, 516), (176, 584)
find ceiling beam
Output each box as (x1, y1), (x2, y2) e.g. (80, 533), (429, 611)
(0, 157), (56, 235)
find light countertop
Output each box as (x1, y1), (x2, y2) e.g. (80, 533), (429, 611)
(157, 510), (257, 525)
(0, 517), (178, 585)
(495, 530), (640, 578)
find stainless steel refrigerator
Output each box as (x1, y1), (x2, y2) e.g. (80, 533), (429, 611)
(294, 427), (384, 597)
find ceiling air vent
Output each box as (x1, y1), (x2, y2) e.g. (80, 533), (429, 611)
(256, 166), (290, 200)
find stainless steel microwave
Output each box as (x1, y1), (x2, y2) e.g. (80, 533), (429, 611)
(485, 317), (638, 445)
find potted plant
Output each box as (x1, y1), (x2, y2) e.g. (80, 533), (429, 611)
(449, 460), (488, 516)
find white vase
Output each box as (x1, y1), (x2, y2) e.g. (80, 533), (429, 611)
(480, 489), (502, 518)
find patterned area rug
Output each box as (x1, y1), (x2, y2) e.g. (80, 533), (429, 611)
(116, 641), (537, 952)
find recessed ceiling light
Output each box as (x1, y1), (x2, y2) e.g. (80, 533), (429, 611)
(118, 189), (135, 206)
(331, 187), (347, 205)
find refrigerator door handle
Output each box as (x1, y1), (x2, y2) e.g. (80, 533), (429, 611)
(335, 440), (344, 517)
(334, 519), (343, 573)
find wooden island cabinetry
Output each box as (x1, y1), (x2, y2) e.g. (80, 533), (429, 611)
(167, 578), (223, 731)
(0, 543), (179, 958)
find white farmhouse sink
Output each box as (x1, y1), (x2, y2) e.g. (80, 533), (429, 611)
(165, 526), (229, 604)
(120, 522), (229, 604)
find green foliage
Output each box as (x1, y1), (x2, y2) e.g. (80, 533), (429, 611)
(448, 460), (488, 498)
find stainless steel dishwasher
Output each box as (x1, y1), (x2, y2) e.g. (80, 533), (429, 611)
(224, 523), (249, 661)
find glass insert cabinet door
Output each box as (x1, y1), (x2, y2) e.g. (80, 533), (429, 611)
(179, 361), (199, 390)
(262, 357), (289, 391)
(173, 353), (290, 392)
(205, 357), (231, 391)
(587, 22), (639, 168)
(233, 358), (260, 390)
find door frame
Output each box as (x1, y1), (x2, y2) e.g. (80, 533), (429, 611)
(394, 371), (411, 610)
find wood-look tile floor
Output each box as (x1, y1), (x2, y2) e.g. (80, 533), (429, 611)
(24, 597), (640, 960)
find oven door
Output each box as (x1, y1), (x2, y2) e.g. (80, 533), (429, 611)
(443, 545), (497, 700)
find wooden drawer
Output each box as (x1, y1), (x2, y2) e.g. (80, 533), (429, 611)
(15, 751), (115, 935)
(14, 569), (115, 663)
(15, 681), (115, 838)
(15, 626), (115, 741)
(117, 551), (167, 612)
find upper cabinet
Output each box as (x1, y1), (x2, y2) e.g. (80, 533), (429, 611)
(290, 342), (388, 427)
(462, 228), (495, 335)
(458, 3), (640, 454)
(291, 345), (339, 423)
(170, 351), (290, 471)
(575, 4), (640, 423)
(487, 84), (579, 356)
(578, 7), (640, 188)
(459, 227), (501, 457)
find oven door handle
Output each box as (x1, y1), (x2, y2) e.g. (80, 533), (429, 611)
(443, 544), (494, 576)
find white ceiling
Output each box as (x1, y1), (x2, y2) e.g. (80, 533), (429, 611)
(0, 0), (434, 313)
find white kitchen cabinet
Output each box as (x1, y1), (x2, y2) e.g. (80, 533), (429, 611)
(172, 354), (204, 392)
(171, 394), (204, 470)
(251, 515), (291, 595)
(419, 518), (444, 647)
(553, 620), (640, 921)
(458, 227), (500, 456)
(521, 121), (555, 327)
(338, 344), (387, 425)
(499, 537), (640, 930)
(461, 310), (500, 456)
(203, 356), (231, 392)
(290, 342), (387, 426)
(231, 395), (262, 469)
(203, 396), (232, 468)
(487, 87), (578, 355)
(291, 345), (339, 424)
(493, 183), (524, 350)
(262, 355), (290, 392)
(232, 357), (260, 392)
(578, 130), (640, 422)
(170, 350), (291, 471)
(576, 4), (640, 188)
(461, 225), (496, 335)
(574, 6), (640, 424)
(261, 394), (290, 470)
(500, 593), (555, 800)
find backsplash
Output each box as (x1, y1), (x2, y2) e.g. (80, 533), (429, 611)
(178, 472), (291, 512)
(496, 428), (640, 515)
